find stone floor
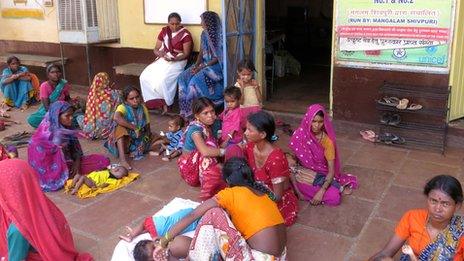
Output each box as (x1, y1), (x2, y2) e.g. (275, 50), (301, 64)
(2, 98), (464, 261)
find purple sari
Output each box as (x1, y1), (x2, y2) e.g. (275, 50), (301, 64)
(28, 101), (109, 191)
(289, 104), (357, 205)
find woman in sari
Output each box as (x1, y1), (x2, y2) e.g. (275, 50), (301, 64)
(150, 157), (286, 261)
(178, 11), (224, 118)
(105, 86), (152, 170)
(288, 104), (357, 206)
(0, 159), (93, 260)
(28, 64), (72, 128)
(178, 97), (226, 200)
(1, 56), (35, 110)
(28, 101), (109, 192)
(369, 175), (464, 261)
(140, 12), (193, 114)
(77, 72), (121, 139)
(242, 111), (298, 226)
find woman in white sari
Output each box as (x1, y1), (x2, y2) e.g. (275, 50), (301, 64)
(140, 12), (193, 114)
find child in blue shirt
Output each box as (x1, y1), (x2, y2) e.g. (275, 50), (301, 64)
(150, 115), (184, 162)
(119, 208), (199, 260)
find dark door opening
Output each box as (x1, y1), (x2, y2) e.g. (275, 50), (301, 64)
(264, 0), (333, 114)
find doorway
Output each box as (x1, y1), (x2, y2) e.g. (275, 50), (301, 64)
(264, 0), (333, 114)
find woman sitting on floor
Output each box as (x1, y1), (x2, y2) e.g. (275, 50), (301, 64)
(1, 55), (37, 110)
(288, 104), (357, 206)
(242, 111), (298, 226)
(77, 72), (121, 139)
(27, 64), (72, 128)
(369, 175), (464, 260)
(144, 157), (286, 261)
(0, 159), (93, 260)
(177, 97), (226, 200)
(28, 101), (109, 192)
(105, 86), (153, 170)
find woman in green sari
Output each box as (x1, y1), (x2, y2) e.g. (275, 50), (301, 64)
(27, 64), (71, 128)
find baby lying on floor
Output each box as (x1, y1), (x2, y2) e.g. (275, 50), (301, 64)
(69, 164), (128, 194)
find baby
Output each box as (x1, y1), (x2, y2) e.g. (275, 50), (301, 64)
(70, 164), (128, 195)
(150, 115), (184, 161)
(120, 208), (199, 261)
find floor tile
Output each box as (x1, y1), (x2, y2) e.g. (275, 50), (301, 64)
(347, 144), (408, 173)
(343, 165), (394, 201)
(287, 224), (353, 261)
(395, 159), (460, 189)
(297, 196), (375, 237)
(67, 190), (161, 239)
(376, 185), (424, 222)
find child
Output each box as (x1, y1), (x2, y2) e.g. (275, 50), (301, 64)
(149, 115), (184, 162)
(235, 59), (262, 125)
(69, 164), (128, 194)
(219, 86), (243, 147)
(6, 145), (18, 159)
(120, 208), (199, 260)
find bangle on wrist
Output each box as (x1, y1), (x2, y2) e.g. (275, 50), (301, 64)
(203, 62), (208, 67)
(219, 148), (225, 157)
(227, 133), (233, 139)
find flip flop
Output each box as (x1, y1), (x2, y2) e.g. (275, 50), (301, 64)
(377, 97), (400, 107)
(389, 114), (401, 126)
(396, 98), (409, 110)
(360, 130), (376, 142)
(407, 103), (423, 111)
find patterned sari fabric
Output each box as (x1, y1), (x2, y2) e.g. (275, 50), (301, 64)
(289, 104), (358, 205)
(244, 142), (298, 226)
(1, 66), (34, 108)
(177, 121), (225, 200)
(178, 11), (224, 118)
(28, 101), (109, 191)
(77, 72), (121, 139)
(188, 207), (287, 260)
(0, 159), (93, 260)
(400, 214), (464, 261)
(105, 104), (152, 160)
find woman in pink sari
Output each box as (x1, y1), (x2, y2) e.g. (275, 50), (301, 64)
(140, 12), (193, 114)
(0, 159), (93, 260)
(28, 101), (110, 192)
(289, 104), (357, 206)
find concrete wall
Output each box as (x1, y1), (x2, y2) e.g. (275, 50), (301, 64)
(0, 4), (59, 43)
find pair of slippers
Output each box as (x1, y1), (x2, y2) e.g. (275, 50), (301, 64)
(381, 113), (401, 126)
(378, 132), (405, 145)
(377, 97), (423, 110)
(359, 130), (406, 145)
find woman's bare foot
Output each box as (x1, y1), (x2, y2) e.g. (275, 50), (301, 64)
(161, 156), (170, 162)
(0, 109), (10, 118)
(120, 161), (132, 170)
(161, 105), (168, 115)
(149, 151), (161, 156)
(20, 105), (28, 112)
(70, 188), (78, 195)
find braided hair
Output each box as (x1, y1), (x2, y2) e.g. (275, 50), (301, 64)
(223, 157), (277, 202)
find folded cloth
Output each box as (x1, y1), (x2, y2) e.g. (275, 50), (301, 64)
(64, 172), (140, 199)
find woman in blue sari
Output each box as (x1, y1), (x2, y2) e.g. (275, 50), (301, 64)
(178, 11), (224, 118)
(369, 175), (464, 261)
(1, 56), (34, 110)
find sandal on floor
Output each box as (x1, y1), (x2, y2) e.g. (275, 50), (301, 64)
(360, 130), (377, 142)
(396, 98), (409, 110)
(407, 103), (423, 111)
(389, 114), (401, 126)
(377, 97), (400, 107)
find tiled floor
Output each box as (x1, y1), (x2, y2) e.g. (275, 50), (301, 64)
(2, 97), (463, 260)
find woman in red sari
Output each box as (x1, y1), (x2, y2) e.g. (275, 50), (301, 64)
(243, 111), (299, 226)
(140, 12), (193, 114)
(0, 159), (93, 260)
